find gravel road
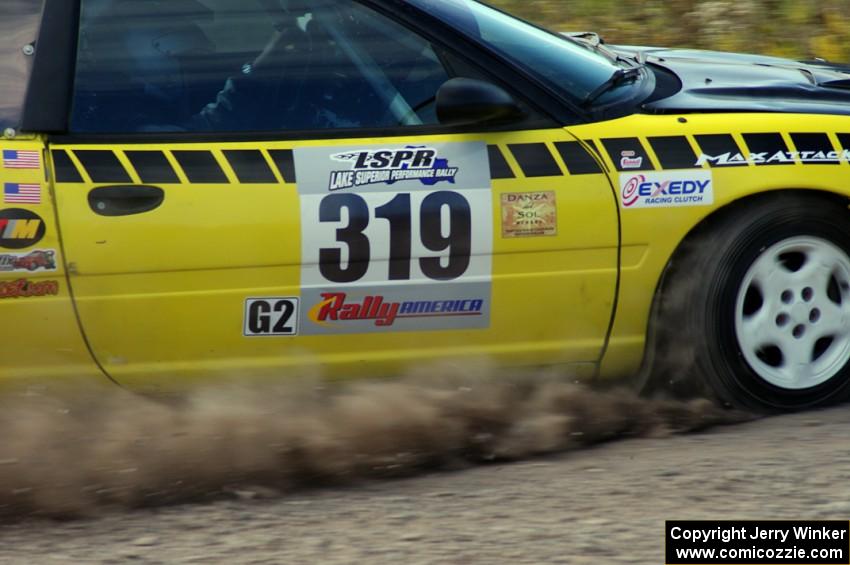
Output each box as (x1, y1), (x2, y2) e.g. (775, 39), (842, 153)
(1, 404), (848, 565)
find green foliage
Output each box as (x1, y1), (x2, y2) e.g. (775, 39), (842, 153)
(490, 0), (850, 62)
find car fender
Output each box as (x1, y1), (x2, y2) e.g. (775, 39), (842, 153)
(566, 112), (850, 378)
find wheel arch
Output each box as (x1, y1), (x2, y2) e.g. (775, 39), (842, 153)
(635, 187), (850, 394)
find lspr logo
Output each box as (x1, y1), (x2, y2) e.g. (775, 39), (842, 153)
(328, 147), (458, 191)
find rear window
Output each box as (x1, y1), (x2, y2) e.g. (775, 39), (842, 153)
(0, 0), (42, 133)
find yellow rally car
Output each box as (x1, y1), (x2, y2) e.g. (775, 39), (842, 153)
(3, 0), (850, 411)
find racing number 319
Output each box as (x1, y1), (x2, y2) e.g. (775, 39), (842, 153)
(319, 191), (472, 283)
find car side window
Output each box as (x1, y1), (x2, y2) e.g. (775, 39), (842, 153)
(70, 0), (456, 134)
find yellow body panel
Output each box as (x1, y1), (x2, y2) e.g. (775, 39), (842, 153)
(50, 129), (619, 388)
(569, 113), (850, 377)
(0, 138), (104, 384)
(5, 112), (850, 388)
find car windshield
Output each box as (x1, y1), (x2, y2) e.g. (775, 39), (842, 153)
(0, 0), (42, 132)
(406, 0), (621, 103)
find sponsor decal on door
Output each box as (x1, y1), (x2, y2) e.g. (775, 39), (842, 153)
(0, 249), (57, 272)
(500, 191), (557, 238)
(294, 142), (493, 335)
(0, 208), (46, 249)
(619, 170), (714, 209)
(0, 278), (59, 299)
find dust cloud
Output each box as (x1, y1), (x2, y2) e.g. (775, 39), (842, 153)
(0, 365), (750, 520)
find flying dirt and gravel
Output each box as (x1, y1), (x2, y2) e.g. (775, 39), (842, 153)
(0, 364), (746, 520)
(1, 367), (849, 564)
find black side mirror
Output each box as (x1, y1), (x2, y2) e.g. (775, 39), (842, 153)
(436, 78), (526, 126)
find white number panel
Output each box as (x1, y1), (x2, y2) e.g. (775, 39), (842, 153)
(294, 142), (493, 335)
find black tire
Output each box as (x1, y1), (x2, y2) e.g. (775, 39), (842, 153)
(652, 192), (850, 412)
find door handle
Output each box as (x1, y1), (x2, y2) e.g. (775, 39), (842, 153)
(88, 185), (165, 217)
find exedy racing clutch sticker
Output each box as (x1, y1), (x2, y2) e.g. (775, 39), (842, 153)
(295, 142), (493, 335)
(619, 170), (714, 209)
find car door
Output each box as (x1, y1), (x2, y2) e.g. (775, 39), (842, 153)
(50, 0), (619, 388)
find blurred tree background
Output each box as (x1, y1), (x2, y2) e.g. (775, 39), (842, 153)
(490, 0), (850, 62)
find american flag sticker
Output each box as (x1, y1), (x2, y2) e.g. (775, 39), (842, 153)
(4, 183), (41, 204)
(2, 150), (40, 169)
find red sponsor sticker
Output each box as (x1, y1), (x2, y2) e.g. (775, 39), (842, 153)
(0, 278), (59, 299)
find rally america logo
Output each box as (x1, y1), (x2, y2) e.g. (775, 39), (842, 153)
(328, 146), (459, 191)
(308, 292), (485, 327)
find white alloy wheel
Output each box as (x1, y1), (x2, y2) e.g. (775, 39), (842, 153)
(735, 236), (850, 390)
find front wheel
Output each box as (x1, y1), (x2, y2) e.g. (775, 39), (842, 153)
(654, 193), (850, 412)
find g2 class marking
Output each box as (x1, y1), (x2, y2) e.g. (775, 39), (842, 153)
(244, 298), (300, 337)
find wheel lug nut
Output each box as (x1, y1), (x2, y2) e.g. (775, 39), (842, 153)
(793, 324), (806, 339)
(781, 290), (794, 304)
(810, 309), (821, 323)
(776, 313), (790, 327)
(802, 287), (814, 302)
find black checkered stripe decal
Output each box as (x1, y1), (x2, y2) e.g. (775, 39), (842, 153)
(52, 149), (297, 184)
(483, 134), (850, 178)
(487, 142), (605, 179)
(54, 135), (849, 186)
(600, 133), (850, 172)
(53, 144), (607, 184)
